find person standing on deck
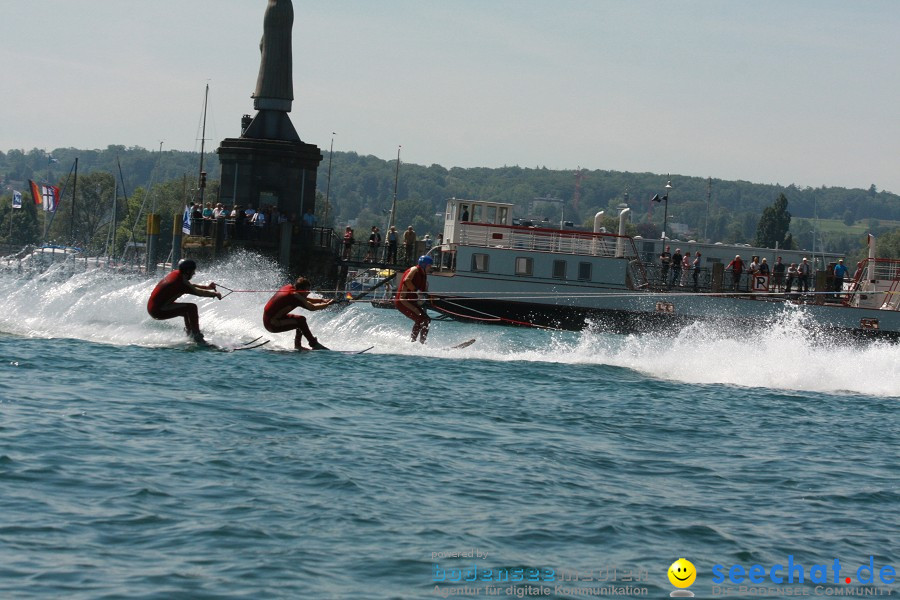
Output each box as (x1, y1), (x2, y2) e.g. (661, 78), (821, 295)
(394, 255), (433, 343)
(364, 226), (381, 262)
(342, 226), (354, 260)
(659, 245), (672, 287)
(386, 226), (399, 263)
(798, 257), (811, 293)
(670, 248), (683, 288)
(692, 251), (702, 292)
(147, 259), (221, 344)
(680, 252), (691, 287)
(403, 226), (417, 264)
(785, 263), (799, 294)
(725, 255), (744, 292)
(833, 259), (849, 297)
(772, 257), (786, 292)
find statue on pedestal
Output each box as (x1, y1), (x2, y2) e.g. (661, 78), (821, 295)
(253, 0), (294, 112)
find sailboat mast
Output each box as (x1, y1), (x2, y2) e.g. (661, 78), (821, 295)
(198, 83), (209, 206)
(111, 179), (117, 258)
(388, 145), (401, 231)
(71, 157), (78, 243)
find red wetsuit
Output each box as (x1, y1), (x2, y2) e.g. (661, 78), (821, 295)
(263, 284), (315, 345)
(147, 269), (200, 334)
(264, 284), (306, 332)
(394, 266), (429, 342)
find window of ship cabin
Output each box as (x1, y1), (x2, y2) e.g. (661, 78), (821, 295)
(552, 260), (567, 280)
(472, 204), (483, 223)
(578, 262), (592, 281)
(471, 253), (489, 272)
(515, 257), (533, 276)
(486, 206), (497, 224)
(447, 204), (455, 221)
(498, 207), (509, 225)
(460, 205), (470, 221)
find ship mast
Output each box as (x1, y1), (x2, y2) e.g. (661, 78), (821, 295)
(198, 83), (209, 206)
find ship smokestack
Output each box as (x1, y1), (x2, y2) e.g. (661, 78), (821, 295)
(616, 208), (630, 258)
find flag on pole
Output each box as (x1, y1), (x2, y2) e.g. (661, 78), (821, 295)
(182, 205), (192, 234)
(29, 179), (61, 212)
(12, 190), (22, 209)
(651, 194), (661, 203)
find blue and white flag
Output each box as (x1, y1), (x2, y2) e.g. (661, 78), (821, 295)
(12, 190), (22, 209)
(182, 206), (192, 234)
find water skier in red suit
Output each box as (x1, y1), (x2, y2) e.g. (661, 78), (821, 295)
(263, 276), (332, 351)
(147, 259), (221, 344)
(395, 255), (433, 343)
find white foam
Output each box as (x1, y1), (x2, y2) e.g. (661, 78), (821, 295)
(2, 254), (897, 397)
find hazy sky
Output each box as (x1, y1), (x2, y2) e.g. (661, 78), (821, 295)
(3, 0), (898, 193)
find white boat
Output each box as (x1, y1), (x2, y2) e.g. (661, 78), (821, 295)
(425, 198), (900, 341)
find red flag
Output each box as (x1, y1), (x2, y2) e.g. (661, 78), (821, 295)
(29, 180), (41, 205)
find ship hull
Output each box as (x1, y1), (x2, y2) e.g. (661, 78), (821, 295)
(429, 294), (900, 341)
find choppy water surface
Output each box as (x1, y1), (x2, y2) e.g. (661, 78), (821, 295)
(1, 256), (897, 599)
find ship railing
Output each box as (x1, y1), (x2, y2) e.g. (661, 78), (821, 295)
(847, 258), (900, 309)
(882, 279), (900, 311)
(863, 258), (900, 281)
(456, 223), (639, 260)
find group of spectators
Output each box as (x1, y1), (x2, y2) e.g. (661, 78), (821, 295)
(725, 254), (849, 296)
(342, 224), (434, 265)
(658, 246), (704, 292)
(188, 202), (319, 241)
(661, 248), (851, 297)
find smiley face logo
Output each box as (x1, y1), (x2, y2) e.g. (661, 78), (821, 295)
(668, 558), (697, 588)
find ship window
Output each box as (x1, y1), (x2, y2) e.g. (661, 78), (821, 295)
(471, 253), (489, 272)
(486, 206), (497, 224)
(515, 257), (533, 276)
(498, 207), (509, 224)
(578, 262), (592, 281)
(552, 260), (567, 279)
(472, 204), (483, 223)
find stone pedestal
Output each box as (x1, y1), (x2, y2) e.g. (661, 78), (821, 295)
(216, 136), (322, 223)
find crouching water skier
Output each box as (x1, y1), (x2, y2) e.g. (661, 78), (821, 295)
(263, 276), (332, 351)
(395, 255), (433, 343)
(147, 259), (221, 344)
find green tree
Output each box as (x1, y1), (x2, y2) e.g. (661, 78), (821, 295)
(0, 192), (41, 246)
(875, 229), (900, 259)
(755, 193), (792, 248)
(48, 172), (119, 251)
(842, 208), (855, 226)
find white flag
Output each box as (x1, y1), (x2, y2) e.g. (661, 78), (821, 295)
(12, 190), (22, 209)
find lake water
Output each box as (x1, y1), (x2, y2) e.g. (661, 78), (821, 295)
(1, 254), (898, 599)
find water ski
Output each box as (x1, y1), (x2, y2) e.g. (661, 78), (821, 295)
(228, 339), (270, 352)
(447, 338), (476, 350)
(196, 337), (271, 352)
(296, 345), (374, 355)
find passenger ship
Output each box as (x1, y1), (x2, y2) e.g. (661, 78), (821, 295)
(425, 198), (900, 341)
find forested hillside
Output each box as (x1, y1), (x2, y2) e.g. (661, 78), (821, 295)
(2, 145), (899, 259)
